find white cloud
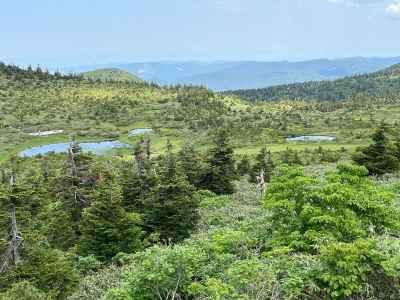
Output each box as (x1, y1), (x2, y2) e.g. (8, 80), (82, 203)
(329, 0), (400, 19)
(386, 1), (400, 17)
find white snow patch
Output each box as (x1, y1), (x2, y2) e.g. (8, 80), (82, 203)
(29, 130), (64, 137)
(128, 128), (153, 137)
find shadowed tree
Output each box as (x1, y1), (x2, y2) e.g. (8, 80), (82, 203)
(142, 141), (198, 242)
(78, 172), (143, 261)
(249, 147), (275, 184)
(178, 142), (204, 188)
(121, 140), (157, 212)
(237, 155), (251, 176)
(353, 124), (399, 175)
(200, 129), (237, 195)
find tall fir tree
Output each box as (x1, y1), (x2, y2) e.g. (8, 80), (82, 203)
(353, 124), (399, 175)
(121, 140), (157, 212)
(77, 173), (143, 261)
(237, 155), (251, 176)
(200, 129), (237, 195)
(142, 141), (198, 242)
(178, 142), (204, 188)
(48, 141), (95, 250)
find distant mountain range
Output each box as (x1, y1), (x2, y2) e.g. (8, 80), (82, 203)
(226, 63), (400, 102)
(60, 57), (400, 91)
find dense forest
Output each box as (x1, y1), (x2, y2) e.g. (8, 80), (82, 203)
(1, 63), (400, 299)
(226, 63), (400, 102)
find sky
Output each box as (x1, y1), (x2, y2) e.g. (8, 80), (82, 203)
(1, 0), (400, 67)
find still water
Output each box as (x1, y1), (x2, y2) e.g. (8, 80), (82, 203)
(19, 141), (130, 157)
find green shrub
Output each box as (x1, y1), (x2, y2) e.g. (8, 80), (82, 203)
(0, 281), (48, 300)
(265, 164), (400, 251)
(121, 245), (207, 300)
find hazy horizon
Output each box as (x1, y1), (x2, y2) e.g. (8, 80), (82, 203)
(3, 56), (400, 71)
(2, 0), (400, 68)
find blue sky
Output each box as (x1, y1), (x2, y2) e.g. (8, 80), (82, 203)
(1, 0), (399, 67)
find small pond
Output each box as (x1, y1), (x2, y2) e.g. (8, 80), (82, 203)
(19, 141), (130, 157)
(286, 135), (336, 142)
(128, 128), (153, 137)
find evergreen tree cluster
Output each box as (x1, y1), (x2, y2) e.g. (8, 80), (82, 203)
(353, 124), (400, 175)
(0, 130), (238, 298)
(227, 63), (400, 102)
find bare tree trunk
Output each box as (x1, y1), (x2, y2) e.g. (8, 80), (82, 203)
(9, 171), (15, 186)
(257, 169), (266, 196)
(0, 206), (23, 273)
(68, 143), (78, 177)
(10, 206), (21, 264)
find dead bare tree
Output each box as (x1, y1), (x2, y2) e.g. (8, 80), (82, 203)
(9, 170), (15, 186)
(0, 205), (23, 273)
(256, 169), (267, 196)
(0, 164), (23, 273)
(66, 140), (89, 205)
(68, 141), (80, 177)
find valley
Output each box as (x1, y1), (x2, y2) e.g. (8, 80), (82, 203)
(3, 62), (400, 162)
(1, 62), (400, 300)
(3, 0), (400, 298)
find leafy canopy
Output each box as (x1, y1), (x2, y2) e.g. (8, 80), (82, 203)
(265, 164), (400, 252)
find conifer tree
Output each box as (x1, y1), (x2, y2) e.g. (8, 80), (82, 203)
(353, 124), (399, 175)
(121, 140), (156, 212)
(178, 142), (203, 188)
(281, 148), (302, 165)
(142, 141), (198, 242)
(78, 174), (143, 261)
(200, 129), (237, 195)
(237, 155), (251, 176)
(48, 141), (95, 250)
(249, 147), (275, 183)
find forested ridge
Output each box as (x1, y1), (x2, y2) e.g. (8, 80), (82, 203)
(80, 68), (144, 83)
(1, 63), (400, 299)
(226, 63), (400, 102)
(64, 57), (400, 91)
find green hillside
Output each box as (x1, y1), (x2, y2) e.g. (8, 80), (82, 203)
(227, 63), (400, 102)
(81, 68), (143, 83)
(0, 63), (250, 160)
(2, 62), (400, 299)
(2, 62), (400, 161)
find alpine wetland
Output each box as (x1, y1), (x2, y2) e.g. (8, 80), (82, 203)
(1, 1), (400, 299)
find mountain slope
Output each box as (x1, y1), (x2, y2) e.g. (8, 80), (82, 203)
(182, 57), (400, 91)
(61, 57), (400, 91)
(81, 68), (143, 82)
(226, 63), (400, 102)
(0, 62), (174, 156)
(0, 62), (248, 160)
